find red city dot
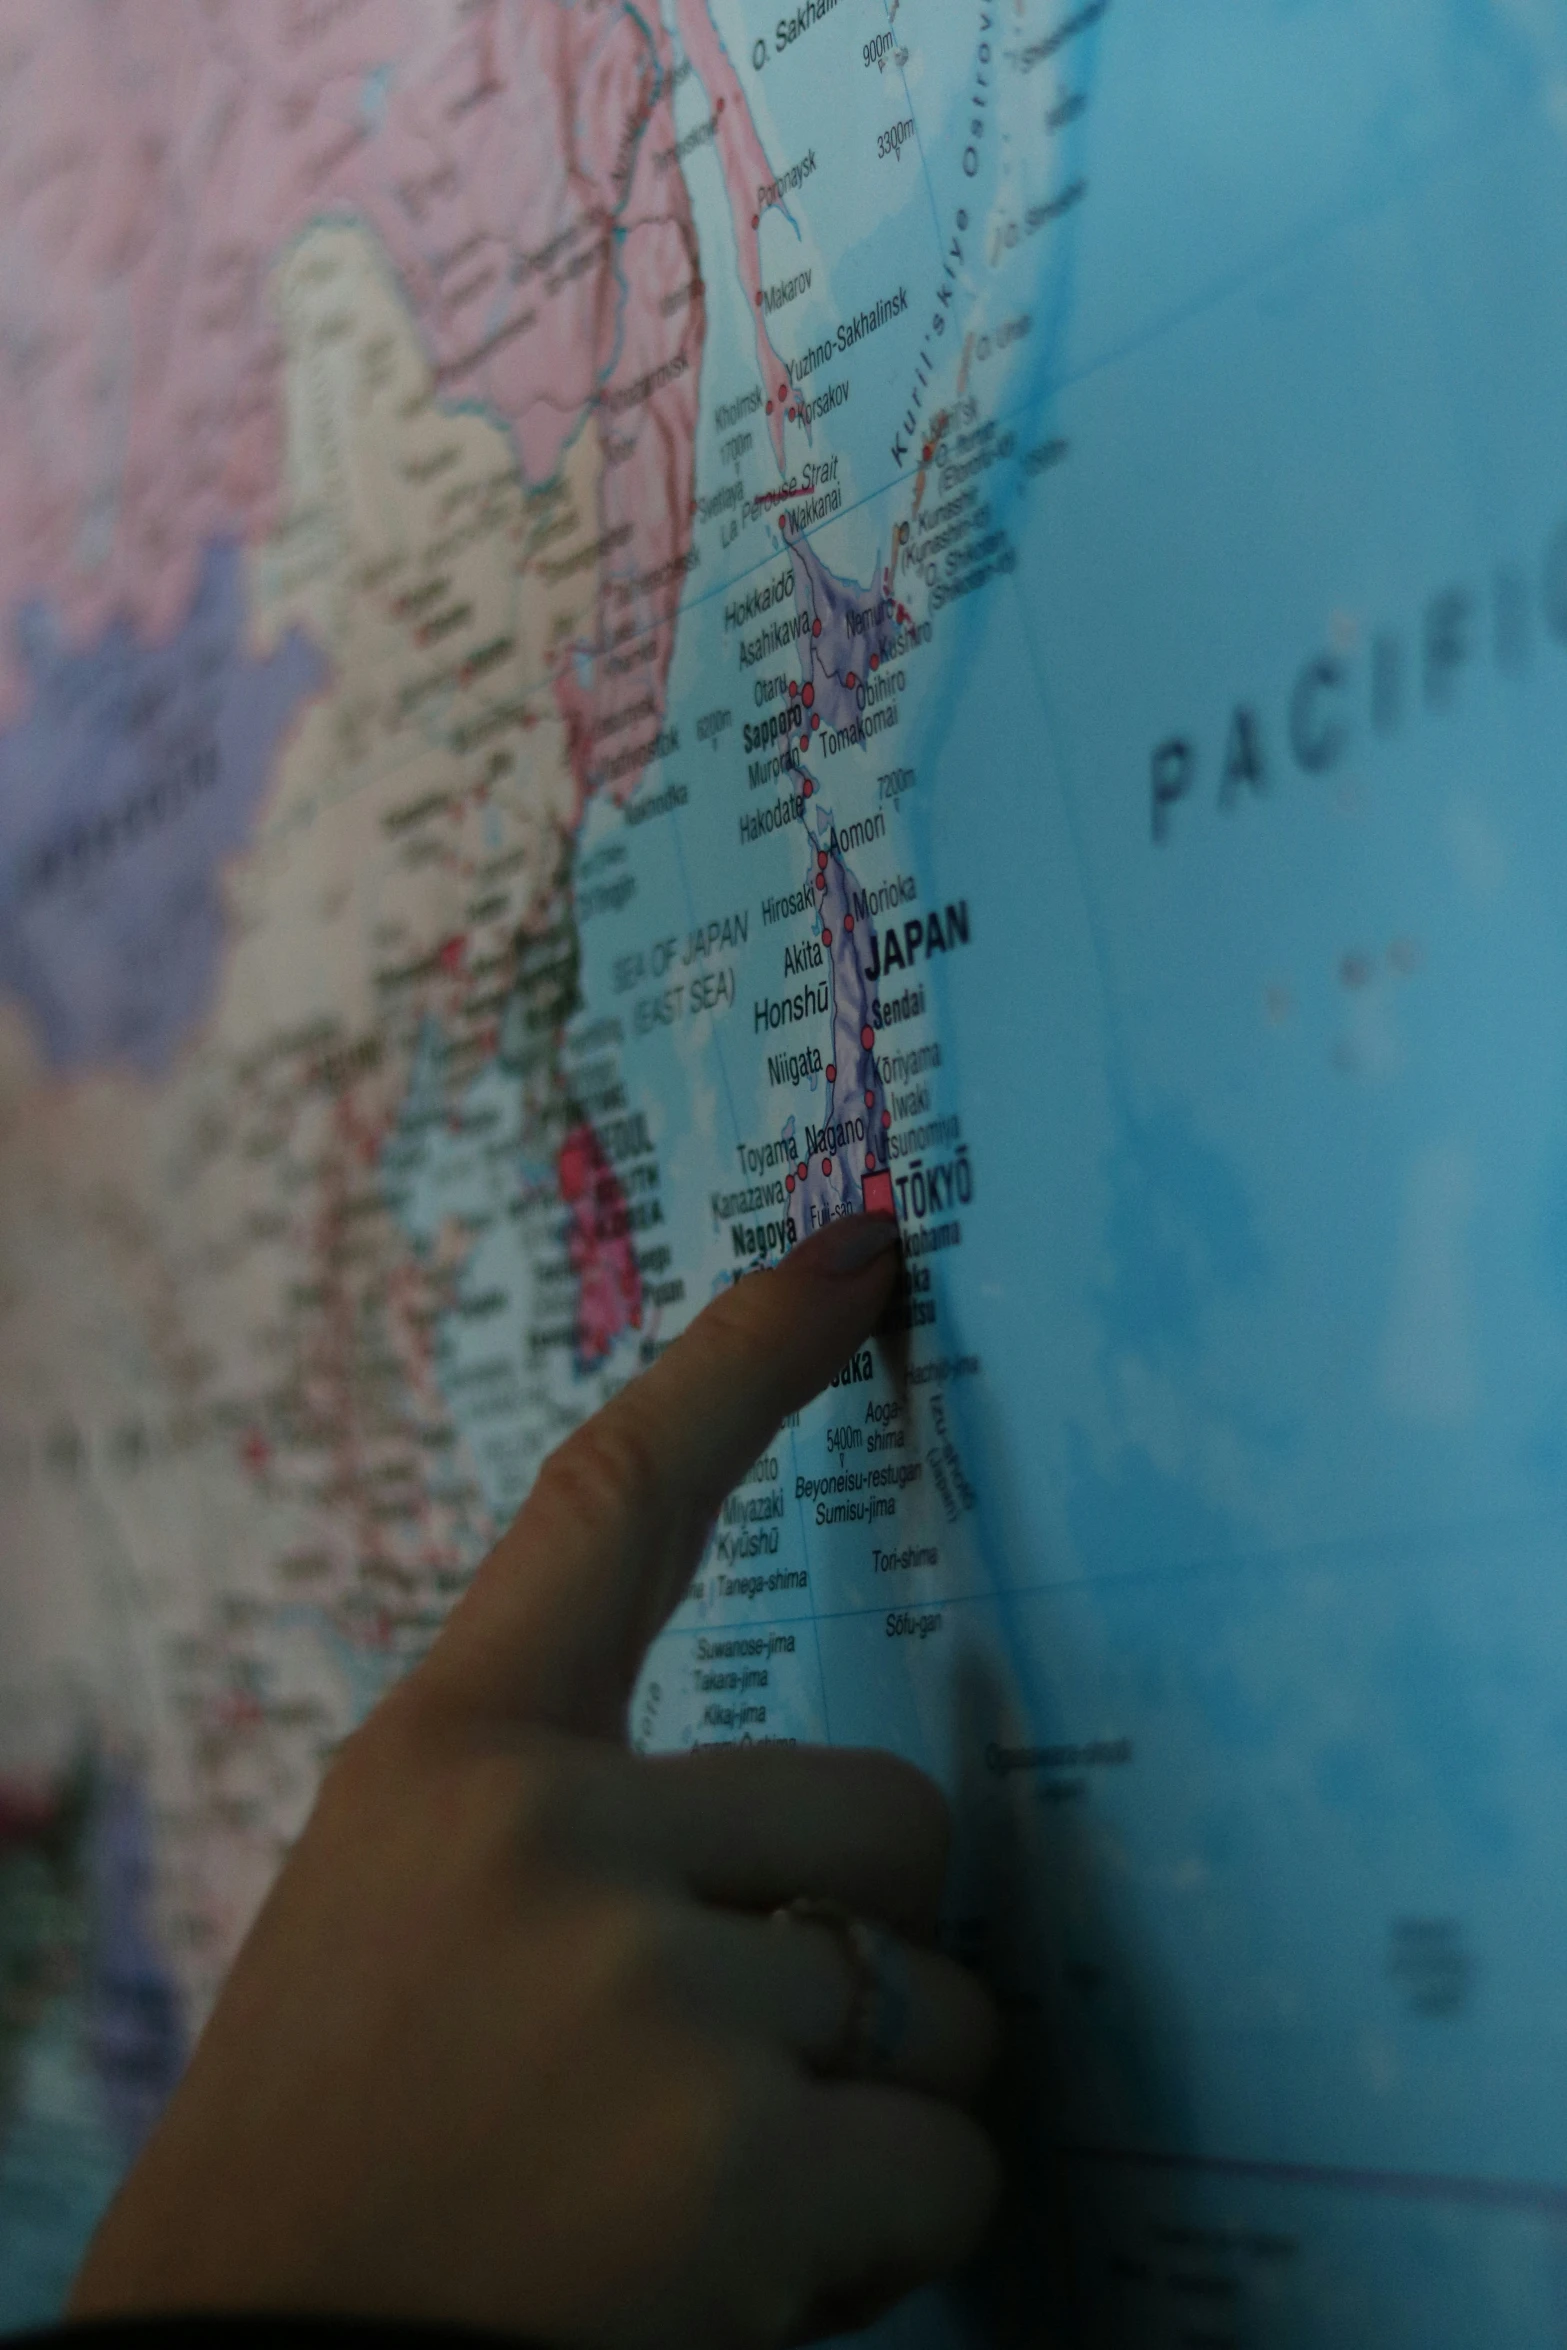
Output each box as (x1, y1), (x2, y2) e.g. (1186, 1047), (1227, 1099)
(861, 1025), (875, 1050)
(802, 682), (814, 707)
(870, 654), (880, 671)
(811, 712), (820, 730)
(844, 915), (855, 934)
(817, 849), (828, 868)
(822, 1158), (833, 1177)
(812, 618), (822, 637)
(802, 778), (814, 796)
(766, 400), (774, 414)
(797, 1163), (808, 1181)
(865, 1089), (875, 1109)
(882, 1110), (892, 1129)
(789, 678), (799, 696)
(778, 383), (787, 399)
(865, 1154), (876, 1173)
(801, 735), (811, 753)
(922, 445), (933, 462)
(845, 672), (858, 690)
(821, 927), (832, 946)
(755, 291), (763, 307)
(751, 213), (759, 229)
(826, 1064), (837, 1083)
(785, 1174), (796, 1193)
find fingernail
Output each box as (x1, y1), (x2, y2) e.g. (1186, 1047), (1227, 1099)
(795, 1213), (901, 1277)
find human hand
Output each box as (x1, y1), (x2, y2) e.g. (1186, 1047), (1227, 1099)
(70, 1215), (1001, 2347)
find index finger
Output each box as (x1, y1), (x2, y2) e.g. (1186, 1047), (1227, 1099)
(416, 1214), (901, 1737)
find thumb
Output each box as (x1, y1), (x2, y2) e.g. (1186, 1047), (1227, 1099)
(413, 1215), (901, 1737)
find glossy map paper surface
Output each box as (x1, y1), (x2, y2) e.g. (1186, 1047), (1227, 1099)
(5, 4), (1567, 2341)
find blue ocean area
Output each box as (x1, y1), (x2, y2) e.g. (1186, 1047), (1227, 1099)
(656, 5), (1567, 2343)
(0, 540), (324, 1074)
(380, 1021), (551, 1525)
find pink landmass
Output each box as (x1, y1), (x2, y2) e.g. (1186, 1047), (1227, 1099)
(558, 1123), (643, 1366)
(0, 0), (792, 1366)
(0, 0), (787, 726)
(674, 0), (793, 467)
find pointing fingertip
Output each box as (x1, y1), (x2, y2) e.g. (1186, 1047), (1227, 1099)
(791, 1213), (901, 1279)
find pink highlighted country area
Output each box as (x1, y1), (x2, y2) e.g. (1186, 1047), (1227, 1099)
(674, 0), (795, 467)
(558, 1123), (644, 1368)
(0, 0), (789, 741)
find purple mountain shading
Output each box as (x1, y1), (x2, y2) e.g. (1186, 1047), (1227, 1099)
(87, 1766), (185, 2158)
(780, 519), (901, 752)
(785, 822), (893, 1241)
(0, 538), (326, 1075)
(769, 530), (904, 1244)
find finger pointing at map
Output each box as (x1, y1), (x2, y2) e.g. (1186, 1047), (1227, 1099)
(7, 0), (1567, 2343)
(71, 1219), (1002, 2346)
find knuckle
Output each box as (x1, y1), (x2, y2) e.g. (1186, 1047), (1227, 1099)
(500, 1738), (644, 1882)
(519, 1889), (687, 2071)
(462, 1744), (564, 1863)
(320, 1715), (594, 1885)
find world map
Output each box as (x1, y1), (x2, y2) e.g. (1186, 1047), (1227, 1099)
(6, 3), (1567, 2343)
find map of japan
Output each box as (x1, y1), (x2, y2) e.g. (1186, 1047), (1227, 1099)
(7, 4), (1567, 2345)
